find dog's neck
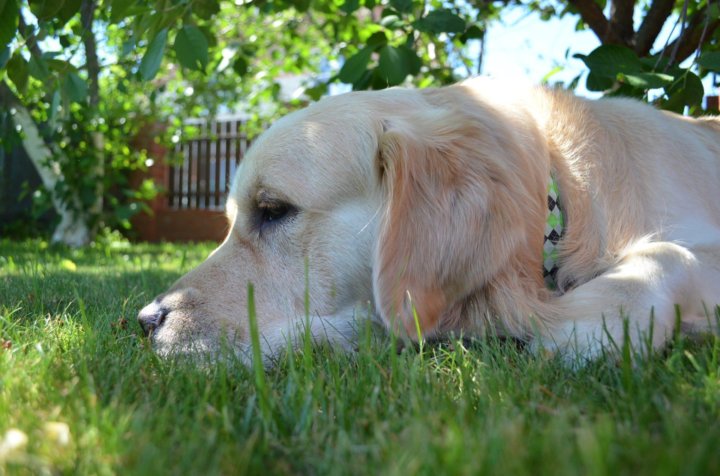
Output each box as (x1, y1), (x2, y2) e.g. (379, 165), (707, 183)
(543, 174), (564, 289)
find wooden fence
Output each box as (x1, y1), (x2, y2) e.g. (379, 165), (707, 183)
(168, 118), (251, 210)
(131, 117), (253, 242)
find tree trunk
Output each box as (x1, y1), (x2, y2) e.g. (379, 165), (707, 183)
(2, 0), (104, 247)
(11, 104), (91, 247)
(81, 0), (104, 222)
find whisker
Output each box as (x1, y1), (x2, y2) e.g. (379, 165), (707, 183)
(357, 205), (382, 235)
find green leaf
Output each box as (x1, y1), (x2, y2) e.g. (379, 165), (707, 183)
(110, 0), (137, 22)
(57, 0), (82, 24)
(338, 47), (372, 84)
(174, 25), (209, 71)
(585, 71), (613, 92)
(233, 55), (249, 76)
(63, 72), (88, 103)
(139, 28), (167, 81)
(289, 0), (311, 12)
(709, 2), (720, 20)
(47, 59), (76, 74)
(380, 14), (403, 29)
(698, 52), (720, 73)
(29, 0), (65, 21)
(49, 89), (61, 122)
(198, 25), (217, 48)
(0, 46), (10, 70)
(574, 45), (642, 80)
(305, 82), (328, 101)
(7, 53), (28, 92)
(366, 31), (388, 49)
(663, 71), (704, 112)
(607, 82), (645, 99)
(640, 55), (671, 71)
(79, 186), (97, 208)
(399, 45), (421, 75)
(28, 55), (51, 81)
(341, 0), (360, 14)
(413, 9), (466, 34)
(461, 24), (484, 42)
(619, 72), (673, 89)
(193, 0), (220, 20)
(352, 68), (373, 90)
(0, 0), (19, 51)
(390, 0), (413, 13)
(114, 204), (137, 221)
(378, 45), (410, 86)
(121, 37), (135, 57)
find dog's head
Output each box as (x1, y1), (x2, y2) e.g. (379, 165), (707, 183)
(137, 81), (547, 363)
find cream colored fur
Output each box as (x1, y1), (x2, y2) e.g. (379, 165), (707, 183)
(138, 77), (720, 364)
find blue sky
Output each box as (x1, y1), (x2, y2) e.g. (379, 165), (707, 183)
(482, 7), (599, 95)
(482, 6), (718, 100)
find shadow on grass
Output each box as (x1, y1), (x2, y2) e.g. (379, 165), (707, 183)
(1, 239), (216, 264)
(0, 269), (184, 323)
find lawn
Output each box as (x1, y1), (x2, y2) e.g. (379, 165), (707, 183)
(1, 238), (719, 475)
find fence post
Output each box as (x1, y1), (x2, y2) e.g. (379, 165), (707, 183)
(707, 96), (719, 112)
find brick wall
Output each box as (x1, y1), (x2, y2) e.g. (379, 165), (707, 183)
(130, 122), (232, 243)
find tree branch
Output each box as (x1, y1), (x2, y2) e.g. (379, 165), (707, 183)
(609, 0), (636, 45)
(80, 0), (100, 108)
(17, 15), (44, 60)
(567, 0), (623, 44)
(0, 80), (21, 108)
(635, 0), (676, 56)
(16, 15), (57, 105)
(662, 7), (720, 65)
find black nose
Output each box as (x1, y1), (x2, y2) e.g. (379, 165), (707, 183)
(137, 301), (169, 336)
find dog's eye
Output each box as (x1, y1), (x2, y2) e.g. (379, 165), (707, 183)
(255, 200), (296, 232)
(260, 203), (290, 223)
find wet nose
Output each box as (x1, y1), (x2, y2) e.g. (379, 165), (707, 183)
(137, 301), (169, 336)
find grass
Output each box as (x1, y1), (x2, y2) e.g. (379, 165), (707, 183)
(1, 238), (720, 475)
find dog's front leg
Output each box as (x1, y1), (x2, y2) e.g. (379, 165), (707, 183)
(536, 241), (718, 363)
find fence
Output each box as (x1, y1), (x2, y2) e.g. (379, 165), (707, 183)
(131, 116), (253, 242)
(168, 117), (251, 210)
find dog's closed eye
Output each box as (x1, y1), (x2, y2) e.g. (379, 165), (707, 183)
(259, 201), (293, 224)
(253, 192), (298, 234)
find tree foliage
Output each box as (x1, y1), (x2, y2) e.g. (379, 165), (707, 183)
(0, 0), (495, 244)
(2, 0), (720, 244)
(528, 0), (720, 111)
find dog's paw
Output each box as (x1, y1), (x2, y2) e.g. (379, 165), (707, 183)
(529, 322), (613, 369)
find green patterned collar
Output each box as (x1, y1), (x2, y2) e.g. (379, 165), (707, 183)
(543, 175), (564, 290)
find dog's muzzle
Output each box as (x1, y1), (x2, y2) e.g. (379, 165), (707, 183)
(137, 301), (169, 336)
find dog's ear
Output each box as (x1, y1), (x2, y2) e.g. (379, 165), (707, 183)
(372, 106), (546, 338)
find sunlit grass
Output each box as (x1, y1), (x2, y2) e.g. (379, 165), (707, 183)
(1, 238), (719, 475)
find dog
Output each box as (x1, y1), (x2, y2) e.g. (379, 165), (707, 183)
(137, 77), (720, 365)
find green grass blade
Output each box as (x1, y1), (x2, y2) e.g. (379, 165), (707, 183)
(247, 282), (271, 426)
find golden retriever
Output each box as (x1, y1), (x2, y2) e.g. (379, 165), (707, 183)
(138, 77), (720, 364)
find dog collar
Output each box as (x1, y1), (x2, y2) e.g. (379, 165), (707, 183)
(543, 175), (564, 289)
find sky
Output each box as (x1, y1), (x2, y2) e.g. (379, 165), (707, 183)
(324, 8), (602, 99)
(481, 7), (600, 96)
(481, 6), (718, 100)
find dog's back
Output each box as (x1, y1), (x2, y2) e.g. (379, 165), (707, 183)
(539, 88), (720, 247)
